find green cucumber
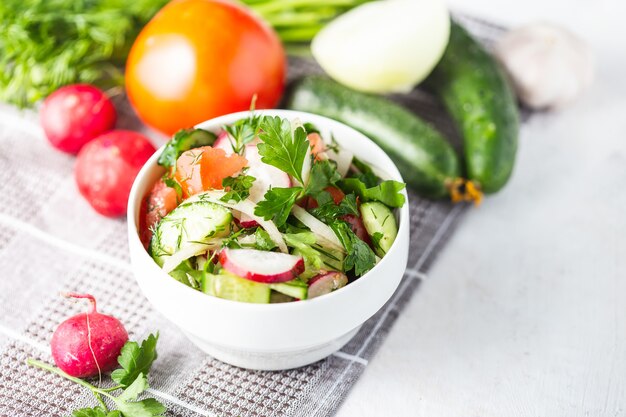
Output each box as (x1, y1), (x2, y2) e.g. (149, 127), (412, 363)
(360, 202), (398, 257)
(286, 76), (461, 199)
(202, 271), (270, 304)
(270, 279), (308, 300)
(270, 291), (296, 303)
(150, 200), (232, 267)
(158, 128), (216, 168)
(427, 22), (519, 193)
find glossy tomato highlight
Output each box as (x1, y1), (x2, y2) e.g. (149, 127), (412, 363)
(125, 0), (286, 135)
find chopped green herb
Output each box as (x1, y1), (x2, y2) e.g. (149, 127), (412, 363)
(254, 187), (303, 227)
(304, 160), (341, 197)
(311, 193), (359, 223)
(330, 221), (376, 276)
(221, 175), (255, 203)
(257, 116), (310, 185)
(223, 113), (264, 154)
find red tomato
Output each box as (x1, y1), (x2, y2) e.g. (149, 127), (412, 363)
(125, 0), (286, 135)
(40, 84), (116, 154)
(307, 133), (325, 159)
(75, 130), (156, 217)
(139, 179), (179, 247)
(175, 146), (247, 197)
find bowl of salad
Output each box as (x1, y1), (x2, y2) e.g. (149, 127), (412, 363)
(128, 109), (409, 370)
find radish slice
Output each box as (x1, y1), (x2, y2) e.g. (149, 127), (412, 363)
(219, 248), (305, 283)
(213, 132), (234, 155)
(238, 213), (259, 228)
(291, 205), (343, 250)
(308, 272), (348, 299)
(162, 242), (217, 273)
(191, 190), (288, 253)
(244, 144), (291, 202)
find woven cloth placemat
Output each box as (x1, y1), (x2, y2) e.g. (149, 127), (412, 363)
(0, 15), (519, 417)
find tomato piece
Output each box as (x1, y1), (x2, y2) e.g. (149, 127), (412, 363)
(125, 0), (285, 135)
(175, 146), (247, 197)
(139, 179), (179, 248)
(306, 186), (346, 209)
(307, 132), (325, 159)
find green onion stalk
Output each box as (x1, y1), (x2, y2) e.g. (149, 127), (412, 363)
(241, 0), (372, 43)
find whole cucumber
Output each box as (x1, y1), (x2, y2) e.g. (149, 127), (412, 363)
(427, 22), (519, 193)
(286, 76), (461, 199)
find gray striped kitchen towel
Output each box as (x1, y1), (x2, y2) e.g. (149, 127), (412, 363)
(0, 15), (522, 417)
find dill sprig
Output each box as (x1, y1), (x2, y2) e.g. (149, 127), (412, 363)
(0, 0), (168, 107)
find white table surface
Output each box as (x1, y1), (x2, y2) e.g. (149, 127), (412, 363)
(337, 1), (626, 416)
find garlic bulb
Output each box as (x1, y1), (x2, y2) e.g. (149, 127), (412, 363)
(494, 23), (594, 109)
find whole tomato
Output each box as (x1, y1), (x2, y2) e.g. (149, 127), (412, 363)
(125, 0), (286, 135)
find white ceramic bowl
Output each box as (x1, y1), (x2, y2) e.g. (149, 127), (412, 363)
(127, 110), (409, 370)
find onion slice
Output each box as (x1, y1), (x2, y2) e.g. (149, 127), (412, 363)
(162, 242), (218, 273)
(291, 205), (344, 250)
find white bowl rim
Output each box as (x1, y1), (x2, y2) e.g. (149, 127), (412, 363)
(127, 109), (410, 313)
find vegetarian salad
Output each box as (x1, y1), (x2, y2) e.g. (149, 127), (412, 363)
(139, 114), (406, 304)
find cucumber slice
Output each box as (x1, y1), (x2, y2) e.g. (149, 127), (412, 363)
(150, 200), (232, 267)
(270, 279), (308, 300)
(360, 202), (398, 257)
(270, 291), (295, 303)
(202, 271), (270, 304)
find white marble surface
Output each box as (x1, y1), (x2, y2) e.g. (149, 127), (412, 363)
(337, 1), (626, 416)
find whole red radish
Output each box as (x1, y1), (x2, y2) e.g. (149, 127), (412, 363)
(51, 293), (128, 378)
(75, 130), (156, 217)
(40, 84), (117, 154)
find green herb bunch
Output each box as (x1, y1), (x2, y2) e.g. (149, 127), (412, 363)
(0, 0), (168, 107)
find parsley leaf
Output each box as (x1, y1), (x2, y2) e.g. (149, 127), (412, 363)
(255, 228), (277, 251)
(350, 156), (381, 187)
(71, 408), (118, 417)
(221, 175), (255, 203)
(111, 333), (159, 387)
(340, 178), (406, 208)
(223, 114), (264, 154)
(112, 374), (166, 417)
(158, 129), (216, 169)
(311, 193), (359, 223)
(331, 221), (376, 276)
(254, 187), (302, 227)
(257, 116), (310, 185)
(304, 160), (341, 197)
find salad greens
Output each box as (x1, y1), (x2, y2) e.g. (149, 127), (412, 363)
(142, 113), (406, 304)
